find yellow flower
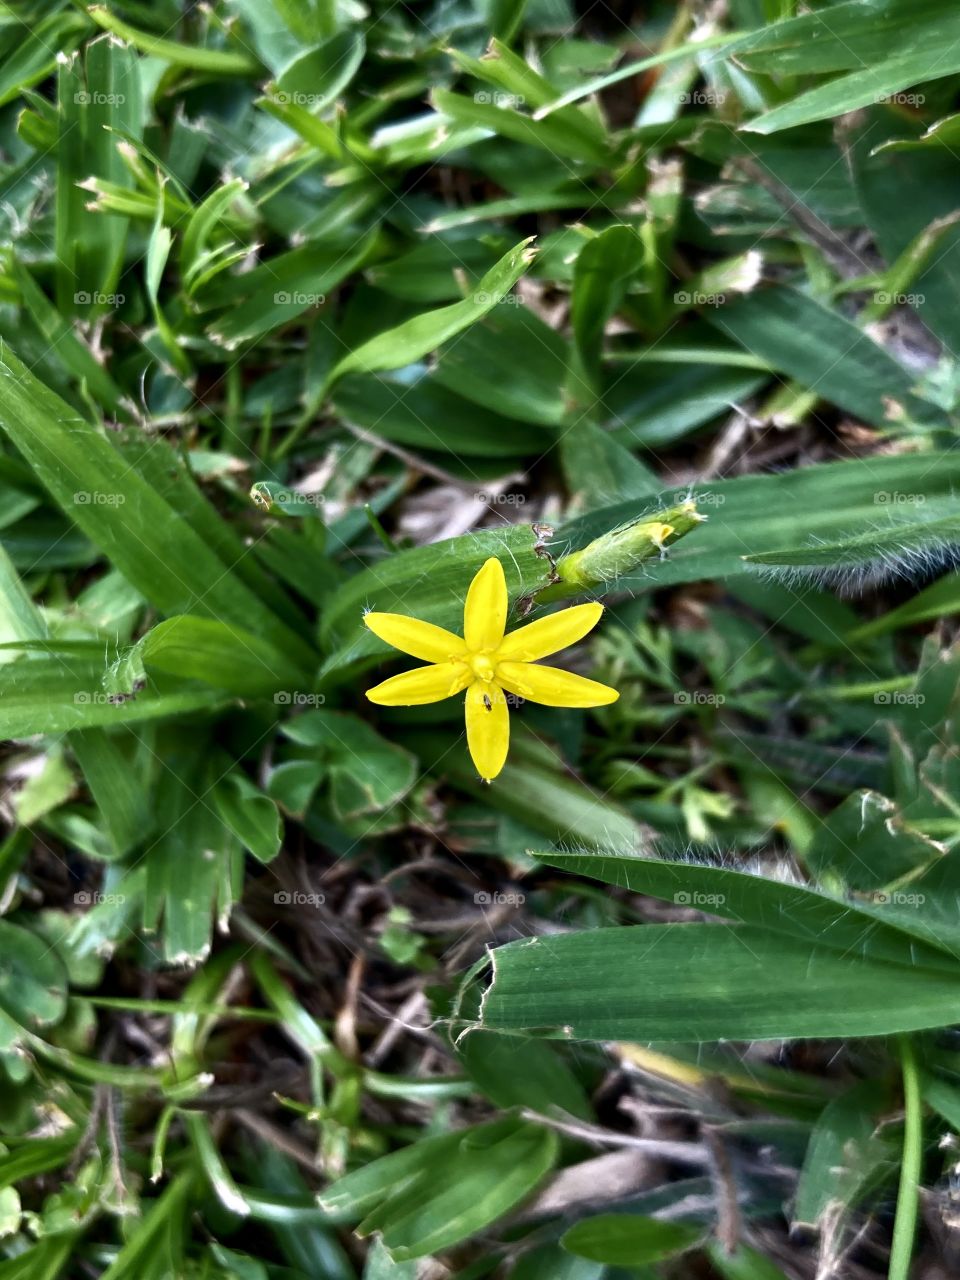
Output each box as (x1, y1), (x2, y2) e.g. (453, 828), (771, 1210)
(364, 557), (619, 782)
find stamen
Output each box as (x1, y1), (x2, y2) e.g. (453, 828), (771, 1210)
(469, 653), (496, 681)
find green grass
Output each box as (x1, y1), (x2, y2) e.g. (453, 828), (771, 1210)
(0, 0), (959, 1276)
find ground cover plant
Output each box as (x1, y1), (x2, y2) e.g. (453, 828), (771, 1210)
(2, 0), (960, 1276)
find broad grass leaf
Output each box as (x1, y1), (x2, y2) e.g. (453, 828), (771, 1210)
(744, 511), (960, 573)
(457, 1029), (592, 1119)
(276, 29), (364, 104)
(793, 1080), (892, 1229)
(568, 225), (643, 402)
(563, 452), (960, 592)
(330, 238), (537, 382)
(805, 790), (944, 892)
(476, 924), (960, 1040)
(560, 422), (660, 508)
(66, 730), (149, 859)
(87, 6), (259, 73)
(332, 371), (551, 457)
(0, 920), (68, 1031)
(142, 740), (244, 964)
(850, 118), (960, 357)
(706, 1245), (793, 1280)
(320, 523), (553, 675)
(0, 11), (88, 107)
(532, 850), (956, 968)
(212, 774), (282, 865)
(208, 232), (377, 349)
(283, 709), (418, 818)
(141, 616), (309, 696)
(532, 31), (743, 115)
(561, 1215), (703, 1266)
(320, 1117), (557, 1261)
(0, 656), (227, 738)
(0, 344), (313, 666)
(432, 304), (569, 425)
(432, 90), (611, 166)
(708, 288), (945, 427)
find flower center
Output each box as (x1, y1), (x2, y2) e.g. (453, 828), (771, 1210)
(469, 652), (496, 682)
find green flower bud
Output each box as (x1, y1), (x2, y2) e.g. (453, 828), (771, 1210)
(549, 500), (704, 595)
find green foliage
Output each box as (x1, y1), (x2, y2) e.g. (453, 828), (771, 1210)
(0, 0), (958, 1277)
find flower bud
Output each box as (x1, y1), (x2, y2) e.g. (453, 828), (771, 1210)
(553, 500), (704, 591)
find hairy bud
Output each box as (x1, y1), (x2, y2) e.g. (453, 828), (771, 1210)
(552, 500), (704, 591)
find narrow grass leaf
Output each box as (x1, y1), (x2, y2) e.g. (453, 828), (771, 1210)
(329, 238), (537, 383)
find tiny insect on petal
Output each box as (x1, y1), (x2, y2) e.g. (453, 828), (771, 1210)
(464, 557), (507, 653)
(495, 601), (604, 662)
(363, 612), (467, 663)
(464, 680), (510, 781)
(496, 661), (619, 708)
(366, 661), (472, 706)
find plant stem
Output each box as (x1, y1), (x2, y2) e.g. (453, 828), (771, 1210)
(364, 503), (399, 552)
(890, 1035), (922, 1280)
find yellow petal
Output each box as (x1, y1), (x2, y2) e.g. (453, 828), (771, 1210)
(366, 661), (471, 706)
(364, 612), (466, 662)
(464, 680), (510, 781)
(496, 602), (604, 663)
(464, 557), (507, 653)
(496, 661), (619, 708)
